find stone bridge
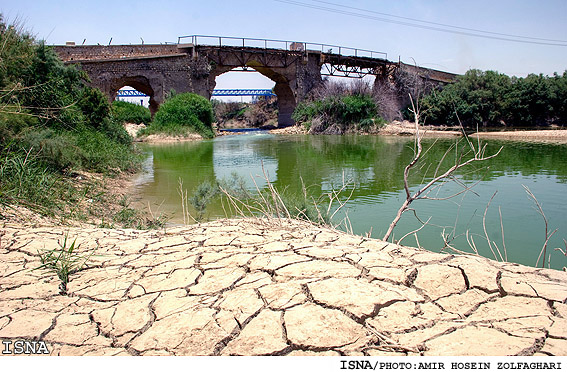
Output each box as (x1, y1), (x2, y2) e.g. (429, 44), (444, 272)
(54, 38), (456, 126)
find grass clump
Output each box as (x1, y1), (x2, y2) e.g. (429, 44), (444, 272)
(109, 195), (169, 229)
(180, 171), (351, 229)
(35, 233), (95, 294)
(141, 92), (215, 139)
(112, 100), (151, 124)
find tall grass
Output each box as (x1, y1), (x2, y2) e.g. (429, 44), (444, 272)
(178, 169), (355, 232)
(0, 147), (71, 215)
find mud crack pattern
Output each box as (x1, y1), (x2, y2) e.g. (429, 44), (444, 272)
(1, 218), (566, 356)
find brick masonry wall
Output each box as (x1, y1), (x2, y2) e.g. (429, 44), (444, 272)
(54, 44), (181, 62)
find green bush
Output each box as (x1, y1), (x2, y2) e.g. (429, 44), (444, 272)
(75, 126), (140, 173)
(21, 129), (81, 171)
(340, 95), (377, 124)
(147, 93), (214, 139)
(292, 92), (381, 133)
(100, 117), (132, 146)
(112, 100), (151, 124)
(78, 86), (110, 129)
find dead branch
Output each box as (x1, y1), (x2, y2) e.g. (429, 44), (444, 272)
(523, 185), (558, 268)
(382, 96), (502, 242)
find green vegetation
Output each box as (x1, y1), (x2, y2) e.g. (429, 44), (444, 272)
(189, 180), (219, 221)
(292, 82), (385, 134)
(420, 69), (567, 127)
(141, 92), (215, 139)
(0, 15), (144, 223)
(35, 233), (94, 294)
(112, 100), (151, 125)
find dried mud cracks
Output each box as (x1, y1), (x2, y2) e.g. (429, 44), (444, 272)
(1, 218), (566, 356)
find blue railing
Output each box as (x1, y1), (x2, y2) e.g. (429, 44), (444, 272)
(116, 89), (147, 97)
(116, 89), (275, 98)
(212, 89), (275, 97)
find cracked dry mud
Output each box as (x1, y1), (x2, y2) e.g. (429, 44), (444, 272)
(1, 218), (566, 356)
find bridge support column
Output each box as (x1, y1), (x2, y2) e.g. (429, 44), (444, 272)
(284, 53), (323, 126)
(273, 82), (296, 127)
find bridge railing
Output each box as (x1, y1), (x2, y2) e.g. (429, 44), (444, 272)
(212, 89), (275, 97)
(177, 35), (387, 60)
(117, 88), (276, 98)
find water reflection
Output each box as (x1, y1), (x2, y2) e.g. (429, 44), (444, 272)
(212, 133), (277, 188)
(135, 134), (567, 270)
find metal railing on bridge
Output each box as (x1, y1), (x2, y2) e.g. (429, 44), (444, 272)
(116, 89), (148, 97)
(212, 89), (275, 97)
(116, 89), (276, 98)
(177, 35), (387, 60)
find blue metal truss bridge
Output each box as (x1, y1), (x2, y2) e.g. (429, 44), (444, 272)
(116, 89), (275, 98)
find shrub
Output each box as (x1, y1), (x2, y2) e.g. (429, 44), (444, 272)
(112, 100), (151, 124)
(78, 86), (110, 129)
(100, 117), (132, 146)
(148, 93), (214, 139)
(75, 126), (140, 173)
(340, 95), (377, 124)
(292, 90), (381, 134)
(21, 129), (81, 171)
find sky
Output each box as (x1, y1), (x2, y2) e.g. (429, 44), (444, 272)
(2, 0), (566, 91)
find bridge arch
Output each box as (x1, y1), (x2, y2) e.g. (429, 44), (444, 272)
(108, 76), (160, 116)
(210, 62), (297, 126)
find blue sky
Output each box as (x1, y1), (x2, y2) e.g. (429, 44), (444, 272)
(2, 0), (566, 90)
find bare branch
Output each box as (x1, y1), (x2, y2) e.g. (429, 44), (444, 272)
(382, 93), (502, 242)
(523, 185), (556, 268)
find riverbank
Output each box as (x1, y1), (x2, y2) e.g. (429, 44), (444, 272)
(127, 121), (567, 144)
(270, 121), (567, 143)
(124, 123), (204, 143)
(1, 215), (566, 356)
(472, 129), (567, 143)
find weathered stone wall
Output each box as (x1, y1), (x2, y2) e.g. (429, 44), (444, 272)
(54, 44), (180, 62)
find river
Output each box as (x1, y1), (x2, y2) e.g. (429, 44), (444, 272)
(133, 132), (567, 270)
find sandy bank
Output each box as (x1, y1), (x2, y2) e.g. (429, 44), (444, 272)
(472, 129), (567, 144)
(124, 123), (204, 143)
(1, 217), (566, 356)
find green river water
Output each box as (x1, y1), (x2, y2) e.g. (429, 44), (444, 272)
(133, 132), (567, 270)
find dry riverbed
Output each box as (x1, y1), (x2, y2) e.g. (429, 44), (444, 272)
(1, 214), (566, 356)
